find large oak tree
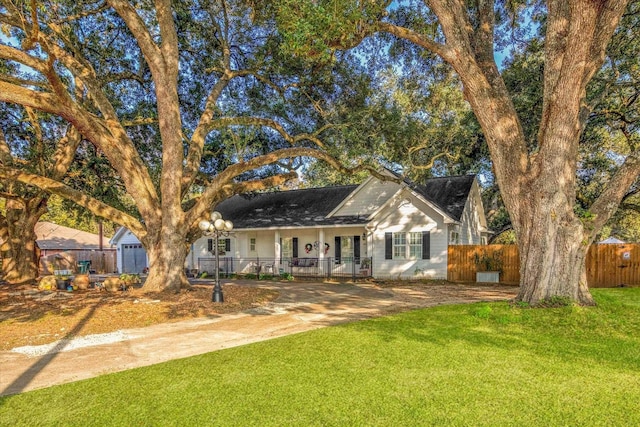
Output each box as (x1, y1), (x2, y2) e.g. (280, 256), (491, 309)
(0, 0), (381, 291)
(0, 110), (81, 284)
(278, 0), (637, 305)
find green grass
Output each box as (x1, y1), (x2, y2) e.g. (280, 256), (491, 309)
(2, 288), (640, 426)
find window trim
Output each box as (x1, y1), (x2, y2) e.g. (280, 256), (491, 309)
(385, 231), (430, 260)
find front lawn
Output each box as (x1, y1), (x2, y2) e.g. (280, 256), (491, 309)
(1, 288), (639, 426)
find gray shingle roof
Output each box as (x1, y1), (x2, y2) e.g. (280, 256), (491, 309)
(413, 175), (475, 221)
(215, 185), (367, 229)
(214, 174), (475, 229)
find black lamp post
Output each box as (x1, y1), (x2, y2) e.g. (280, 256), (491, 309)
(198, 211), (233, 302)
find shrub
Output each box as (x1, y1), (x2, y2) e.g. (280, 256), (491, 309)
(38, 275), (57, 291)
(474, 249), (504, 272)
(119, 273), (141, 285)
(73, 274), (90, 290)
(103, 277), (122, 292)
(280, 272), (294, 281)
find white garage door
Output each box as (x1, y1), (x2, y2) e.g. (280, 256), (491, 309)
(122, 244), (147, 273)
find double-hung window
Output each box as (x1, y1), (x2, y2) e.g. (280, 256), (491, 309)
(408, 232), (423, 259)
(341, 237), (354, 261)
(385, 231), (430, 260)
(393, 233), (407, 259)
(208, 238), (230, 255)
(282, 237), (293, 259)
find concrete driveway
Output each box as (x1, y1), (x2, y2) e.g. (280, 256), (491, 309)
(0, 280), (517, 396)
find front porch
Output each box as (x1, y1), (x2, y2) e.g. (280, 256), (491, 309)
(197, 256), (373, 280)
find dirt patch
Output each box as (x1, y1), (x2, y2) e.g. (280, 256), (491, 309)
(0, 279), (519, 352)
(0, 282), (278, 351)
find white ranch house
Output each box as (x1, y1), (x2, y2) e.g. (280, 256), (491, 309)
(111, 172), (490, 279)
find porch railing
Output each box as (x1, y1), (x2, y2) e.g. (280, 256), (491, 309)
(196, 256), (373, 280)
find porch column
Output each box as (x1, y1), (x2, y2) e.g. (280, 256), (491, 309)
(274, 230), (280, 265)
(318, 229), (325, 260)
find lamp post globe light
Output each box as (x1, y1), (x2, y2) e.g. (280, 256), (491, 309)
(198, 211), (233, 302)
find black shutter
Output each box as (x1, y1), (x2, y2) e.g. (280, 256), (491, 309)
(385, 232), (393, 259)
(225, 238), (231, 252)
(354, 235), (361, 264)
(293, 237), (299, 258)
(207, 238), (213, 253)
(335, 236), (341, 264)
(279, 237), (282, 259)
(422, 231), (430, 259)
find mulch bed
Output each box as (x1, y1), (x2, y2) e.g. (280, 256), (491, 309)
(0, 282), (279, 351)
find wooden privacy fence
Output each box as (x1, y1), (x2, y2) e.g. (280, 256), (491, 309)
(40, 250), (117, 274)
(448, 244), (640, 288)
(448, 245), (520, 285)
(585, 244), (640, 288)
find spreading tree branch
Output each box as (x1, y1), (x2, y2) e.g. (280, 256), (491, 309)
(0, 166), (145, 237)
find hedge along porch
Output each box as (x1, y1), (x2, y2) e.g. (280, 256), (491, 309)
(447, 244), (640, 287)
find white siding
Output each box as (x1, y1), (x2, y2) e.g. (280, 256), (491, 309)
(368, 189), (448, 279)
(190, 232), (239, 270)
(332, 179), (402, 217)
(114, 230), (146, 273)
(456, 180), (487, 245)
(322, 227), (366, 257)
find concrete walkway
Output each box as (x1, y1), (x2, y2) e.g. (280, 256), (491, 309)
(0, 281), (517, 396)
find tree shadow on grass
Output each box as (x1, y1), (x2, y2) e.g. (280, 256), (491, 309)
(346, 300), (640, 372)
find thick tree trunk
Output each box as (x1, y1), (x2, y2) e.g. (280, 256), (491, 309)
(516, 193), (594, 305)
(0, 199), (46, 285)
(420, 0), (618, 306)
(141, 228), (190, 292)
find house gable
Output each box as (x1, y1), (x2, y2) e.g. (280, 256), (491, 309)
(329, 172), (464, 225)
(328, 175), (403, 218)
(454, 179), (490, 244)
(369, 187), (441, 233)
(110, 226), (142, 246)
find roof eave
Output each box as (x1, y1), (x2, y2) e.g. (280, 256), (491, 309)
(409, 188), (460, 223)
(222, 222), (369, 232)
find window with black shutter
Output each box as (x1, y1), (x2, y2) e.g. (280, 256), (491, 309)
(335, 236), (341, 264)
(422, 231), (430, 259)
(385, 232), (393, 259)
(354, 235), (361, 264)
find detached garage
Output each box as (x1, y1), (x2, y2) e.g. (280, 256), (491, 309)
(109, 228), (148, 274)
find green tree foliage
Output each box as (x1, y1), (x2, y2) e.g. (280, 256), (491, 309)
(0, 0), (391, 291)
(0, 102), (83, 283)
(275, 0), (635, 305)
